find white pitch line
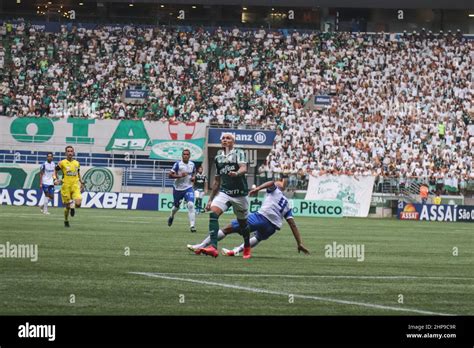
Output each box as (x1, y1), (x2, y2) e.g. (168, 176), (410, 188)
(130, 272), (457, 316)
(137, 272), (473, 281)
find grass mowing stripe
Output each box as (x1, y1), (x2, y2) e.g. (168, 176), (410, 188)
(130, 272), (457, 316)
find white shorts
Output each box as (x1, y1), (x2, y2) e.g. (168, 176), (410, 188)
(195, 190), (203, 199)
(211, 192), (248, 220)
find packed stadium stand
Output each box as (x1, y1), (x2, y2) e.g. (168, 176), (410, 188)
(1, 23), (472, 194)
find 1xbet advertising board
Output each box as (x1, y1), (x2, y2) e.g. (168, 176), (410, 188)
(398, 201), (474, 223)
(0, 189), (159, 210)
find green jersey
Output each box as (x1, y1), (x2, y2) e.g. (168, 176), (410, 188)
(194, 173), (207, 190)
(214, 148), (248, 197)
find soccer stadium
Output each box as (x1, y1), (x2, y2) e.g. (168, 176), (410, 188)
(0, 0), (473, 341)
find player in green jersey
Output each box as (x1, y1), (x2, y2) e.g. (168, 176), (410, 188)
(195, 133), (252, 259)
(193, 166), (207, 214)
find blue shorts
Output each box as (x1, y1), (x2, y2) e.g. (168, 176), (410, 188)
(173, 187), (195, 207)
(42, 184), (54, 196)
(231, 212), (277, 241)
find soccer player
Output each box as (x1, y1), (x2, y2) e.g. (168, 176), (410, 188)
(56, 146), (84, 228)
(197, 132), (252, 259)
(188, 180), (309, 256)
(193, 166), (207, 214)
(168, 149), (197, 233)
(39, 152), (57, 215)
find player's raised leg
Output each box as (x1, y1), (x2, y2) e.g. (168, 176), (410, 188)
(70, 182), (83, 217)
(223, 237), (261, 256)
(187, 223), (235, 252)
(197, 206), (222, 257)
(197, 185), (225, 258)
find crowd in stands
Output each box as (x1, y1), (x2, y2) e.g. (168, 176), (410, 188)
(1, 22), (473, 192)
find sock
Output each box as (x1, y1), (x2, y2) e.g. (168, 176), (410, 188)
(240, 224), (251, 248)
(187, 201), (196, 227)
(195, 198), (202, 213)
(64, 208), (69, 221)
(43, 196), (49, 212)
(235, 237), (260, 253)
(69, 200), (74, 209)
(196, 229), (226, 249)
(170, 205), (179, 218)
(209, 212), (220, 248)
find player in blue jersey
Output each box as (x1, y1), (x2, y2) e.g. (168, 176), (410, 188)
(187, 180), (309, 256)
(168, 149), (197, 233)
(39, 152), (57, 215)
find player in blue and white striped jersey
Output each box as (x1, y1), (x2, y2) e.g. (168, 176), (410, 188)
(39, 152), (57, 215)
(168, 149), (197, 233)
(188, 180), (309, 256)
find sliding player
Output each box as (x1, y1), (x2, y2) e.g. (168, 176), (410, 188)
(188, 180), (309, 256)
(168, 149), (197, 233)
(39, 152), (57, 215)
(196, 132), (252, 259)
(56, 146), (84, 227)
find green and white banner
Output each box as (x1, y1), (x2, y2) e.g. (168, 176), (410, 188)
(0, 116), (206, 153)
(150, 139), (206, 162)
(158, 193), (342, 218)
(0, 163), (123, 192)
(305, 175), (375, 217)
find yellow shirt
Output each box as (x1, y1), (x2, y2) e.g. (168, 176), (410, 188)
(58, 159), (80, 186)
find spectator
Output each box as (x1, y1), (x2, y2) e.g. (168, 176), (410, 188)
(420, 184), (429, 204)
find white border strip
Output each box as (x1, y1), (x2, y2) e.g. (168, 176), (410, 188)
(130, 272), (457, 316)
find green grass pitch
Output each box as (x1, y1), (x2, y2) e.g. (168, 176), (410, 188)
(0, 205), (472, 315)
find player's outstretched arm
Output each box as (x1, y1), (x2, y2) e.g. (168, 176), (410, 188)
(205, 176), (221, 211)
(249, 180), (275, 196)
(286, 218), (310, 254)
